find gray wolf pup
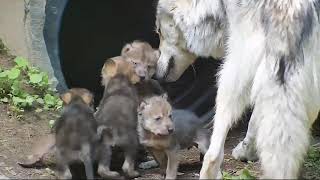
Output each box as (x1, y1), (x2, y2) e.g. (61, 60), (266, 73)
(54, 88), (97, 179)
(95, 57), (140, 178)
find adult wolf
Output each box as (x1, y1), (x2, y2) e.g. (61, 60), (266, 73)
(155, 0), (320, 178)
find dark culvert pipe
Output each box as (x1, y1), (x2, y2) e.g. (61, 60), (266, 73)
(59, 0), (160, 104)
(45, 0), (221, 117)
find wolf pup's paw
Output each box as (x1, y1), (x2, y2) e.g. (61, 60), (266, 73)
(56, 169), (72, 180)
(98, 165), (120, 178)
(126, 170), (140, 178)
(232, 140), (258, 162)
(122, 164), (140, 178)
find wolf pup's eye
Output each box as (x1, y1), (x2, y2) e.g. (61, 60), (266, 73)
(168, 114), (172, 118)
(155, 117), (161, 121)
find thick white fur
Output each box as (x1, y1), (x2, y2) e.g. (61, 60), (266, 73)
(156, 0), (225, 81)
(156, 0), (320, 178)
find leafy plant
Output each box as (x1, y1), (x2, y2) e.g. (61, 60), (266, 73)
(223, 169), (256, 180)
(0, 56), (62, 114)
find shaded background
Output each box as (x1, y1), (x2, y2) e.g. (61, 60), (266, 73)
(58, 0), (221, 116)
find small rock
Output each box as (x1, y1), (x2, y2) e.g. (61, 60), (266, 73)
(33, 169), (42, 174)
(45, 168), (55, 175)
(138, 160), (158, 169)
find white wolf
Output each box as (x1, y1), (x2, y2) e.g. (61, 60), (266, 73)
(155, 0), (320, 178)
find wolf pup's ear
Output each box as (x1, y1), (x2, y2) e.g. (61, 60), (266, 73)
(121, 43), (133, 56)
(102, 59), (117, 79)
(138, 100), (147, 113)
(161, 93), (168, 100)
(60, 92), (72, 105)
(81, 91), (94, 105)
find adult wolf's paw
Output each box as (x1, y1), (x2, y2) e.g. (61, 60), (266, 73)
(232, 140), (258, 162)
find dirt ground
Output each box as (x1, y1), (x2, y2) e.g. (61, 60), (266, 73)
(0, 52), (320, 179)
(1, 103), (319, 180)
(0, 101), (260, 179)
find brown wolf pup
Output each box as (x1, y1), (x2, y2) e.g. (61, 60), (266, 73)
(137, 94), (211, 179)
(54, 88), (97, 179)
(121, 41), (165, 103)
(121, 40), (160, 81)
(95, 57), (141, 178)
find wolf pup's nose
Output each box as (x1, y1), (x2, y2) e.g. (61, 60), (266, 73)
(168, 128), (174, 134)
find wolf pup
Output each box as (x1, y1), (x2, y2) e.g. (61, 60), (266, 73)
(54, 88), (97, 179)
(121, 40), (160, 81)
(137, 94), (211, 179)
(121, 41), (165, 103)
(95, 57), (140, 178)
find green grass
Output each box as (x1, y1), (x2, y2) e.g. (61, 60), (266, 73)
(303, 146), (320, 179)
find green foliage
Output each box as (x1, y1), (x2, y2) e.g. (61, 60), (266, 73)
(0, 56), (62, 113)
(303, 146), (320, 179)
(223, 169), (256, 180)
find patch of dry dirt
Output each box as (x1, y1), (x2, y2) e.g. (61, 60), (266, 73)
(0, 101), (257, 179)
(0, 104), (57, 179)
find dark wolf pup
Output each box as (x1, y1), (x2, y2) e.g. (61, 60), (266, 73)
(54, 88), (97, 179)
(95, 57), (141, 178)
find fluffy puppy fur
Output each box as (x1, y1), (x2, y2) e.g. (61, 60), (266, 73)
(120, 40), (165, 101)
(137, 95), (211, 179)
(121, 40), (160, 81)
(95, 57), (140, 178)
(156, 0), (320, 178)
(54, 88), (97, 179)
